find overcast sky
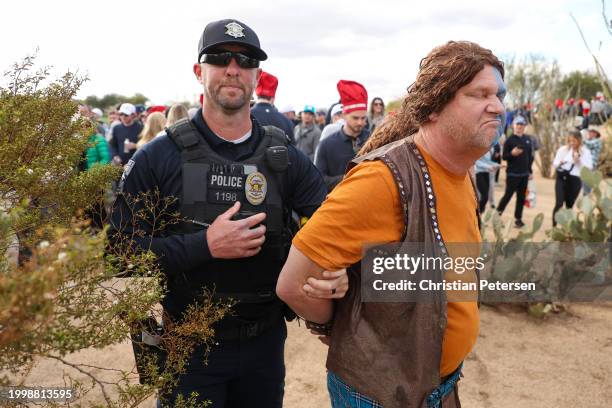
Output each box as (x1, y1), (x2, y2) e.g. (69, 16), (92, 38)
(1, 0), (611, 111)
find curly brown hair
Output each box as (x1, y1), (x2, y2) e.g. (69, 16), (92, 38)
(359, 41), (504, 156)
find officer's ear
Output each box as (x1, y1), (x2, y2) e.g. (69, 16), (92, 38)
(253, 68), (262, 87)
(193, 63), (204, 84)
(428, 111), (439, 122)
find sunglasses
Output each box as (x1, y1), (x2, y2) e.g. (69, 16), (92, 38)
(200, 51), (260, 69)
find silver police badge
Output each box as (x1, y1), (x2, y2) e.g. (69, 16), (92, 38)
(245, 171), (267, 205)
(225, 22), (245, 39)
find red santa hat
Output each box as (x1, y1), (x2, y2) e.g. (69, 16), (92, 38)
(337, 80), (368, 114)
(147, 105), (166, 114)
(256, 71), (279, 98)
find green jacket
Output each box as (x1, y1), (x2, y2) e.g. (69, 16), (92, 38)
(85, 134), (110, 170)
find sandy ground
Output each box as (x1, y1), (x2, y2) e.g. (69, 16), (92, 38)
(9, 172), (612, 407)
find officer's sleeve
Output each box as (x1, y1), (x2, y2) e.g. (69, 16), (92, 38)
(288, 146), (327, 217)
(108, 149), (212, 275)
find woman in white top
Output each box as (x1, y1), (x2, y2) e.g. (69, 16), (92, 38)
(552, 130), (593, 226)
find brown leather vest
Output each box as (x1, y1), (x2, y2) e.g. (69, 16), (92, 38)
(326, 136), (461, 408)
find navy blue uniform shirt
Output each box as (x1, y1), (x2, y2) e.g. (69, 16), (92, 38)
(315, 126), (370, 191)
(110, 109), (326, 318)
(251, 102), (295, 143)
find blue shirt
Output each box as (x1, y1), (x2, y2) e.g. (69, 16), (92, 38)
(251, 102), (295, 143)
(315, 126), (370, 191)
(110, 109), (326, 318)
(108, 121), (143, 165)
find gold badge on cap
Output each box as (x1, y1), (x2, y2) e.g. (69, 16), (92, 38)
(225, 22), (245, 38)
(245, 171), (267, 205)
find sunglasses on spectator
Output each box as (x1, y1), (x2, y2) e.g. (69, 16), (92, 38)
(373, 102), (384, 106)
(200, 51), (260, 69)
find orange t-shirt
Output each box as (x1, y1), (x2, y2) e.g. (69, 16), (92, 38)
(293, 144), (480, 377)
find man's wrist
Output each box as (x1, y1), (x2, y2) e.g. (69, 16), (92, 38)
(305, 319), (333, 336)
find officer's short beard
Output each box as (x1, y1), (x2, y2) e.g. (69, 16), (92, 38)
(206, 83), (251, 114)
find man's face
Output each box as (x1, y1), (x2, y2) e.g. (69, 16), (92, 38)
(316, 113), (326, 126)
(433, 65), (505, 151)
(120, 113), (134, 126)
(302, 112), (315, 125)
(284, 111), (296, 120)
(194, 44), (261, 113)
(78, 105), (91, 118)
(344, 110), (367, 136)
(513, 122), (526, 136)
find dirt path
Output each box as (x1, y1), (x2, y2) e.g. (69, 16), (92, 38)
(284, 303), (612, 408)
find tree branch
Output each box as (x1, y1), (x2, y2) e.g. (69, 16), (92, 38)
(44, 355), (113, 405)
(603, 0), (612, 36)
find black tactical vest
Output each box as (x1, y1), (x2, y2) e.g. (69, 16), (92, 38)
(166, 119), (292, 311)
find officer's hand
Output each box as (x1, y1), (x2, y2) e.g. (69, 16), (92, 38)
(207, 201), (267, 259)
(303, 269), (349, 299)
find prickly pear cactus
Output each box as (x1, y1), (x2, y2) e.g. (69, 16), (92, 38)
(549, 167), (612, 243)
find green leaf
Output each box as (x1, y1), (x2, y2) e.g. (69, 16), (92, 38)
(549, 229), (567, 241)
(601, 197), (612, 220)
(581, 196), (594, 217)
(531, 213), (544, 234)
(555, 208), (573, 226)
(581, 167), (596, 188)
(592, 171), (603, 190)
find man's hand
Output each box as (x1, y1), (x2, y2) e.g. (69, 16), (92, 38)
(511, 147), (523, 157)
(112, 156), (122, 166)
(207, 201), (266, 259)
(302, 269), (349, 299)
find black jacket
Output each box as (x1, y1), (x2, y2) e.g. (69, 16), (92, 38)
(502, 134), (534, 176)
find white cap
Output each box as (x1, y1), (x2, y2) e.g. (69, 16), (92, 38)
(331, 104), (343, 117)
(91, 108), (103, 118)
(119, 103), (136, 116)
(279, 105), (295, 114)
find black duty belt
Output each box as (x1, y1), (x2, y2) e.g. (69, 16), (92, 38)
(214, 310), (282, 341)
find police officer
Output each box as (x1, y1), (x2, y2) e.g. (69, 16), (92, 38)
(110, 18), (343, 407)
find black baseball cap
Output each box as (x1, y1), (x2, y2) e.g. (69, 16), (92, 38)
(198, 19), (268, 62)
